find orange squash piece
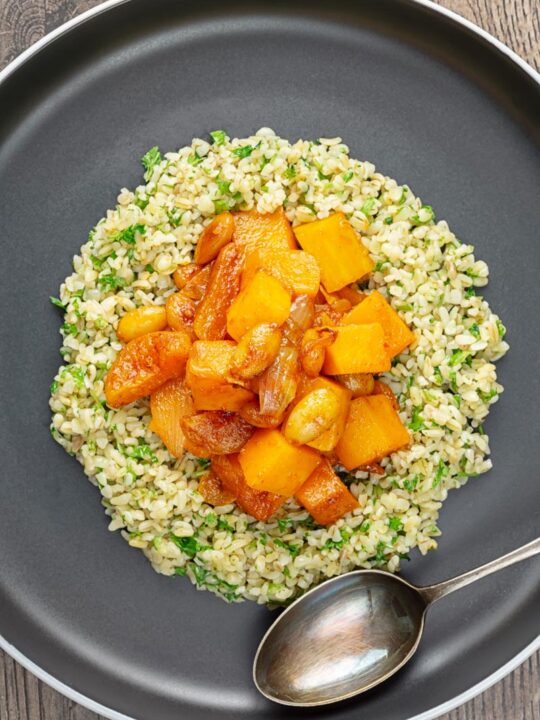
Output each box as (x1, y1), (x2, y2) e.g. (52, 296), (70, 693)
(323, 323), (390, 375)
(105, 331), (191, 408)
(239, 429), (320, 496)
(166, 292), (197, 338)
(336, 395), (410, 470)
(242, 247), (320, 297)
(181, 411), (254, 455)
(193, 243), (243, 340)
(296, 460), (359, 525)
(226, 271), (291, 341)
(194, 212), (235, 264)
(117, 305), (168, 344)
(212, 454), (285, 521)
(233, 207), (297, 252)
(293, 376), (351, 452)
(293, 212), (374, 292)
(198, 470), (237, 506)
(343, 290), (415, 358)
(149, 377), (194, 458)
(185, 340), (254, 411)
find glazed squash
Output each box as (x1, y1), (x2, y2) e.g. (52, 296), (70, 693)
(323, 323), (390, 374)
(226, 271), (291, 341)
(233, 207), (297, 252)
(296, 460), (359, 525)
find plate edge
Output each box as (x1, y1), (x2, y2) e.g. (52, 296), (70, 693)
(0, 0), (538, 719)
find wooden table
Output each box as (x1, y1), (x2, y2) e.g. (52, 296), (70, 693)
(0, 1), (538, 718)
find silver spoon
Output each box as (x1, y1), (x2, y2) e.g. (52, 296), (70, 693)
(254, 537), (540, 706)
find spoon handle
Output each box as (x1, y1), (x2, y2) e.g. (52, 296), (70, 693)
(419, 537), (540, 604)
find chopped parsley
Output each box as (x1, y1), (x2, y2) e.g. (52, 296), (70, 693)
(274, 538), (300, 557)
(216, 517), (234, 533)
(374, 542), (388, 565)
(403, 474), (420, 492)
(97, 272), (126, 291)
(167, 208), (184, 227)
(496, 319), (506, 338)
(174, 566), (187, 576)
(478, 388), (498, 402)
(169, 534), (210, 558)
(342, 170), (354, 182)
(323, 527), (351, 550)
(388, 517), (404, 532)
(113, 224), (145, 245)
(284, 164), (297, 180)
(433, 459), (449, 487)
(62, 364), (85, 389)
(409, 405), (425, 432)
(384, 216), (394, 225)
(61, 322), (78, 336)
(232, 144), (256, 159)
(397, 303), (413, 312)
(360, 197), (376, 216)
(465, 286), (476, 298)
(469, 323), (480, 338)
(412, 205), (435, 224)
(277, 518), (294, 532)
(50, 379), (59, 393)
(433, 367), (443, 385)
(134, 195), (149, 210)
(209, 129), (227, 146)
(127, 444), (158, 463)
(448, 349), (470, 367)
(141, 146), (162, 180)
(354, 520), (372, 534)
(188, 152), (204, 166)
(50, 296), (66, 310)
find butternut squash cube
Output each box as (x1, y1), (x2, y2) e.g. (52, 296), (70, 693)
(185, 340), (254, 411)
(343, 290), (415, 358)
(296, 460), (359, 525)
(212, 454), (285, 521)
(293, 212), (374, 292)
(291, 376), (351, 452)
(233, 207), (297, 252)
(242, 248), (320, 297)
(226, 271), (291, 341)
(239, 429), (320, 496)
(323, 323), (390, 374)
(336, 395), (410, 470)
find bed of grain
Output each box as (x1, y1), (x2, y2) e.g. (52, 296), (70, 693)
(49, 129), (508, 604)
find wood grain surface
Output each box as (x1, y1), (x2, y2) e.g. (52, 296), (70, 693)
(0, 1), (538, 719)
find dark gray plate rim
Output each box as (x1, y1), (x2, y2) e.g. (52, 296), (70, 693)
(0, 1), (538, 719)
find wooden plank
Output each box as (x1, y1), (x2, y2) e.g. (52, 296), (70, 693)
(0, 1), (538, 719)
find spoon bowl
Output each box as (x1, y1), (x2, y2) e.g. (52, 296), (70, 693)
(254, 537), (539, 707)
(254, 570), (427, 706)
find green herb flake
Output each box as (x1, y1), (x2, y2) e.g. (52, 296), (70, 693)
(233, 144), (256, 159)
(274, 539), (300, 558)
(141, 146), (162, 180)
(169, 534), (210, 558)
(433, 460), (449, 487)
(449, 370), (458, 393)
(50, 379), (59, 394)
(61, 322), (78, 337)
(433, 367), (443, 385)
(384, 216), (393, 225)
(408, 405), (425, 432)
(465, 286), (476, 298)
(97, 272), (127, 292)
(403, 474), (420, 492)
(210, 130), (227, 146)
(63, 364), (85, 389)
(167, 208), (184, 228)
(50, 296), (66, 310)
(284, 165), (297, 180)
(388, 516), (404, 532)
(448, 349), (470, 367)
(496, 319), (506, 338)
(217, 517), (234, 533)
(355, 520), (372, 534)
(478, 388), (498, 403)
(277, 518), (294, 532)
(397, 303), (413, 313)
(374, 541), (388, 565)
(360, 197), (376, 216)
(342, 170), (354, 182)
(478, 424), (485, 435)
(128, 444), (158, 464)
(113, 224), (146, 245)
(469, 323), (481, 338)
(134, 195), (150, 210)
(188, 152), (204, 166)
(373, 260), (388, 273)
(323, 527), (351, 550)
(412, 205), (435, 224)
(174, 566), (187, 576)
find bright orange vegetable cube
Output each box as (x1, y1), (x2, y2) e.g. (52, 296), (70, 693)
(293, 212), (374, 292)
(323, 323), (390, 374)
(233, 207), (297, 252)
(239, 429), (320, 496)
(343, 290), (415, 358)
(294, 376), (351, 452)
(242, 248), (320, 297)
(226, 271), (291, 341)
(296, 459), (359, 525)
(336, 395), (410, 470)
(212, 454), (285, 521)
(185, 340), (254, 411)
(105, 331), (191, 408)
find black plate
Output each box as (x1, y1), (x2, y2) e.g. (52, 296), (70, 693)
(0, 1), (539, 719)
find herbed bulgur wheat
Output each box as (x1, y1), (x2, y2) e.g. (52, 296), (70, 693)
(49, 129), (508, 604)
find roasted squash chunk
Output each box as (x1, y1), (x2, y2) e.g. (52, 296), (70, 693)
(373, 379), (399, 410)
(194, 212), (235, 265)
(226, 271), (291, 341)
(117, 305), (168, 343)
(212, 454), (285, 521)
(105, 331), (191, 408)
(181, 411), (254, 455)
(198, 470), (237, 506)
(293, 376), (351, 452)
(239, 429), (320, 496)
(296, 459), (359, 525)
(193, 243), (243, 340)
(233, 207), (297, 252)
(185, 340), (254, 411)
(323, 324), (390, 375)
(242, 248), (320, 297)
(343, 290), (415, 358)
(336, 395), (410, 470)
(149, 377), (193, 458)
(294, 212), (374, 292)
